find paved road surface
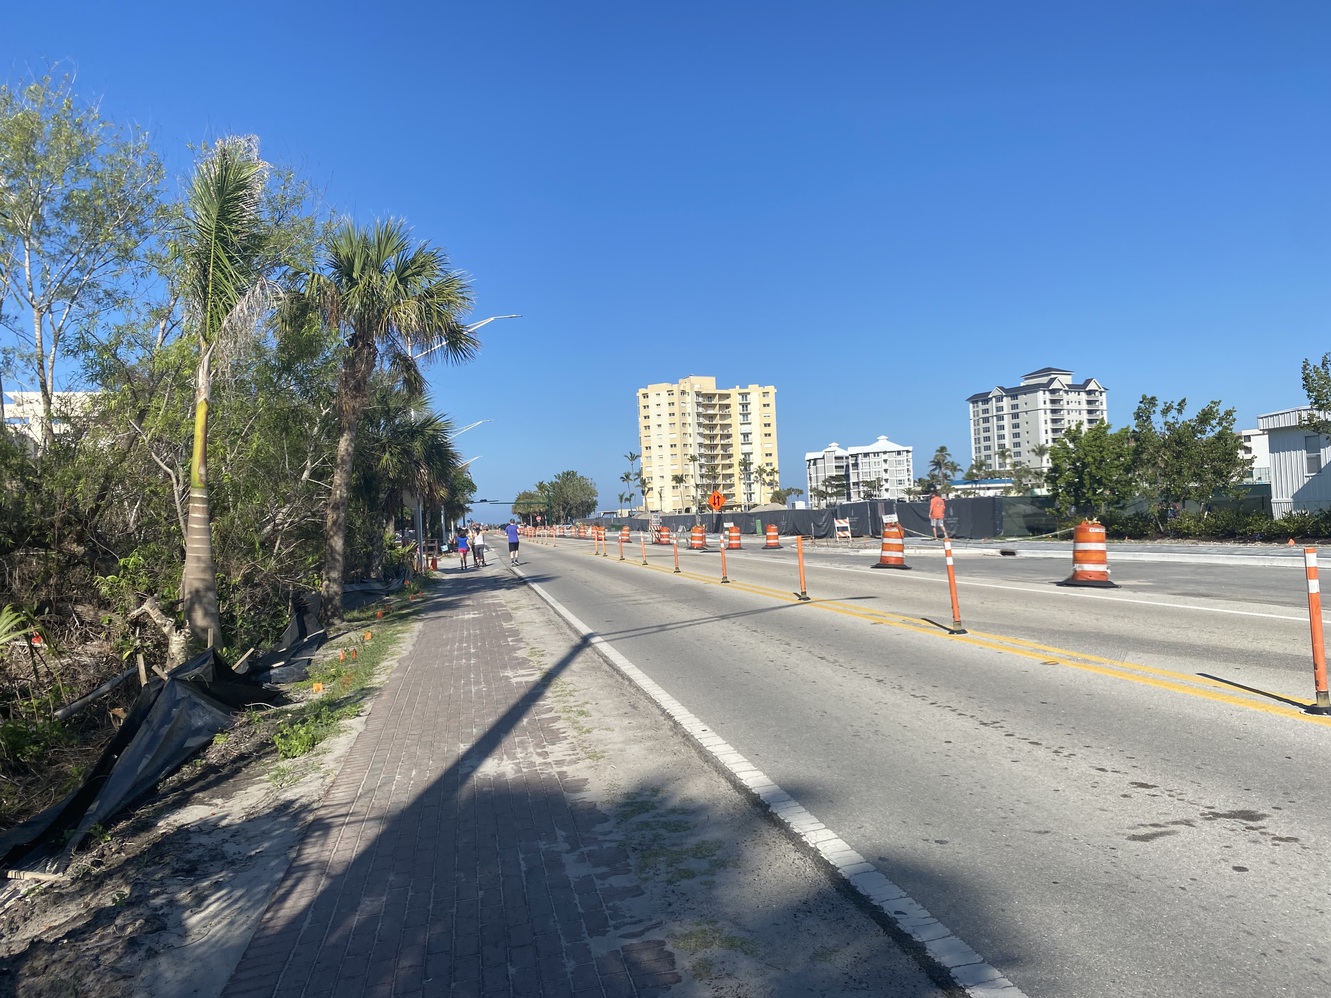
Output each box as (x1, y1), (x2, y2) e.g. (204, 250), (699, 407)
(513, 533), (1331, 998)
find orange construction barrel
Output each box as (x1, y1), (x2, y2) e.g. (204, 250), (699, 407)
(871, 518), (910, 570)
(1059, 520), (1118, 588)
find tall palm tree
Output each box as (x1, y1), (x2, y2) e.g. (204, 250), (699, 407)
(288, 219), (475, 618)
(352, 380), (459, 579)
(738, 455), (754, 510)
(178, 137), (269, 645)
(928, 446), (960, 495)
(671, 473), (686, 512)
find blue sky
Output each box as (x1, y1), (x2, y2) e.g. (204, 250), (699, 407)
(5, 2), (1330, 515)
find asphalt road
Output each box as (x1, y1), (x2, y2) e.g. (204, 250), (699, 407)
(513, 534), (1331, 998)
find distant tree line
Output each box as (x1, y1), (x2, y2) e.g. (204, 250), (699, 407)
(903, 395), (1252, 531)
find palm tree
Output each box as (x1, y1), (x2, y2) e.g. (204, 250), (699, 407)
(928, 446), (961, 496)
(671, 473), (687, 512)
(178, 137), (269, 646)
(738, 455), (754, 510)
(287, 219), (475, 618)
(352, 380), (459, 579)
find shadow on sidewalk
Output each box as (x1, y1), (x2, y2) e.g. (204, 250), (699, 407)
(215, 571), (1024, 998)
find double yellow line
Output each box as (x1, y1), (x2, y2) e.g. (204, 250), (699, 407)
(631, 556), (1331, 727)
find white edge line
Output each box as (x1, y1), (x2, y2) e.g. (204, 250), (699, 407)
(519, 570), (1029, 997)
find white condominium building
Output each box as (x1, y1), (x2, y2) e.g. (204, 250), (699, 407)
(966, 367), (1108, 471)
(637, 376), (779, 512)
(805, 435), (914, 503)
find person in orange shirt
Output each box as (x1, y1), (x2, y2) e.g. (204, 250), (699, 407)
(928, 492), (947, 540)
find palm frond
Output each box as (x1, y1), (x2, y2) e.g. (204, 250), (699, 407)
(180, 136), (267, 344)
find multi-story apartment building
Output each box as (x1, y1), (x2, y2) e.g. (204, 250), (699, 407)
(637, 376), (779, 512)
(966, 367), (1107, 471)
(805, 436), (914, 504)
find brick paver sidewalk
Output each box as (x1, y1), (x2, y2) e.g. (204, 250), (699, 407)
(220, 570), (680, 998)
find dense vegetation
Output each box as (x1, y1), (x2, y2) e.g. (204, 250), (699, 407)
(0, 74), (481, 823)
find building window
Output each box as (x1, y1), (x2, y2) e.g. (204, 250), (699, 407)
(1307, 435), (1323, 476)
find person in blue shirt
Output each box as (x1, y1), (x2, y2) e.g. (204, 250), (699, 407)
(455, 527), (470, 570)
(505, 519), (521, 565)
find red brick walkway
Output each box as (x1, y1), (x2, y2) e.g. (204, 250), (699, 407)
(220, 572), (680, 998)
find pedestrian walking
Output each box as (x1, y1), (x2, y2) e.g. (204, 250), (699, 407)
(455, 526), (470, 570)
(471, 524), (487, 567)
(929, 492), (947, 540)
(505, 519), (521, 565)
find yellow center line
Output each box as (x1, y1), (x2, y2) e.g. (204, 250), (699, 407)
(615, 548), (1330, 727)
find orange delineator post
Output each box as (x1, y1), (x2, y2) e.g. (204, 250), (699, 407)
(1058, 519), (1118, 588)
(719, 543), (730, 584)
(689, 524), (708, 550)
(672, 538), (681, 574)
(794, 535), (810, 601)
(641, 533), (648, 565)
(726, 523), (742, 550)
(943, 538), (966, 633)
(762, 523), (782, 549)
(1304, 548), (1330, 713)
(871, 517), (910, 570)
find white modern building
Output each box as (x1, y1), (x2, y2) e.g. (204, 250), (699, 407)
(1239, 427), (1270, 484)
(637, 376), (779, 512)
(2, 390), (99, 450)
(1257, 407), (1331, 516)
(966, 367), (1108, 471)
(805, 435), (914, 504)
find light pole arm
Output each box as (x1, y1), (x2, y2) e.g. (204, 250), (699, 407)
(412, 314), (522, 360)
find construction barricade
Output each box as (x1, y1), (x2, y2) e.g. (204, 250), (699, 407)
(871, 517), (910, 569)
(1058, 520), (1118, 588)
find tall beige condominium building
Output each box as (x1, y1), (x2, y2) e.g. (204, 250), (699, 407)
(637, 376), (779, 512)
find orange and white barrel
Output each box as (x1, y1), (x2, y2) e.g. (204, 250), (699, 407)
(1059, 520), (1117, 588)
(726, 523), (741, 549)
(762, 523), (782, 549)
(871, 517), (910, 570)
